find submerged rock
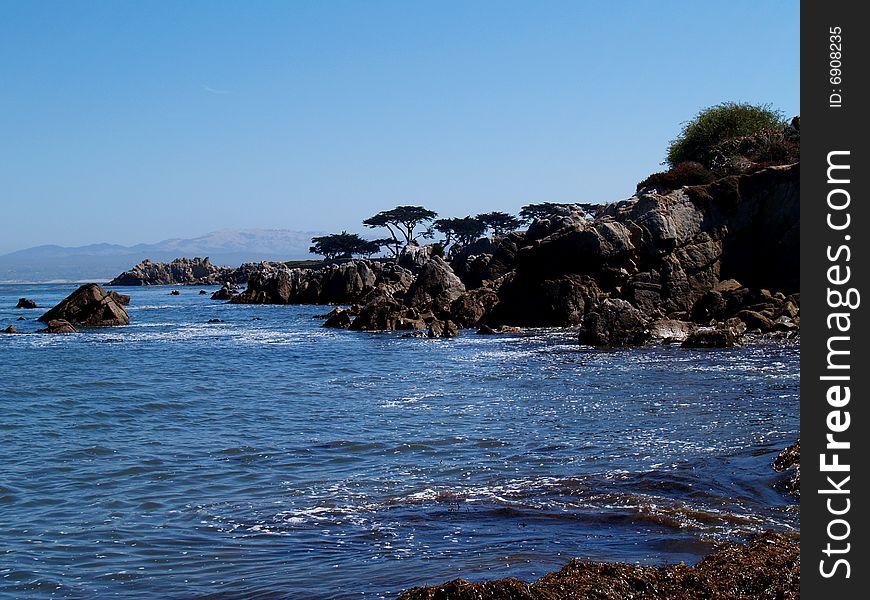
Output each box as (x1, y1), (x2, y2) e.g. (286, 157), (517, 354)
(398, 531), (799, 600)
(38, 284), (130, 327)
(16, 298), (38, 309)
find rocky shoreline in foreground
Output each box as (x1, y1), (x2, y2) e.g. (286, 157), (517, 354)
(398, 531), (799, 600)
(395, 439), (800, 599)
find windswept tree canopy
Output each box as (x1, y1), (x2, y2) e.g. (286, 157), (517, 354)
(433, 216), (486, 248)
(363, 206), (437, 247)
(309, 232), (382, 260)
(476, 211), (522, 237)
(519, 202), (579, 223)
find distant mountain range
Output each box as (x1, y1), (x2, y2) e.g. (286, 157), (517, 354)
(0, 229), (324, 282)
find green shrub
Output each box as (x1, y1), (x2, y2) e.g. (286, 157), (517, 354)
(637, 161), (716, 193)
(707, 124), (799, 175)
(666, 102), (786, 168)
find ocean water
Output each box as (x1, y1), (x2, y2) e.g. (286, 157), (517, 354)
(1, 283), (799, 599)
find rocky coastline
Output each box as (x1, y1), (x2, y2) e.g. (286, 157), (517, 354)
(115, 163), (797, 347)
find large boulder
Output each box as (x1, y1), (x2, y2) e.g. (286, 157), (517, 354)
(579, 299), (651, 346)
(38, 284), (130, 327)
(681, 327), (739, 348)
(427, 319), (460, 338)
(349, 295), (424, 332)
(405, 256), (466, 314)
(450, 234), (521, 289)
(449, 288), (500, 328)
(322, 309), (352, 329)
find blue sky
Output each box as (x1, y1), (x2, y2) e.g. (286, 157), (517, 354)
(0, 1), (799, 254)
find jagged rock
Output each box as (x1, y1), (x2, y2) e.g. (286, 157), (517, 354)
(773, 315), (799, 331)
(515, 218), (636, 283)
(773, 439), (800, 496)
(108, 257), (239, 286)
(170, 290), (180, 296)
(681, 327), (738, 348)
(580, 299), (651, 346)
(38, 319), (77, 334)
(736, 309), (774, 332)
(349, 295), (422, 332)
(232, 260), (413, 306)
(427, 319), (459, 338)
(322, 309), (352, 329)
(3, 325), (16, 334)
(449, 235), (521, 289)
(109, 291), (131, 305)
(494, 273), (601, 327)
(211, 284), (237, 300)
(398, 243), (434, 270)
(38, 284), (129, 327)
(405, 256), (466, 314)
(16, 298), (38, 309)
(449, 288), (500, 328)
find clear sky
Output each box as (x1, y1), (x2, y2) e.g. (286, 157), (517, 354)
(0, 0), (799, 254)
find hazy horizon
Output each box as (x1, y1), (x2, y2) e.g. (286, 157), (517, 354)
(0, 0), (799, 255)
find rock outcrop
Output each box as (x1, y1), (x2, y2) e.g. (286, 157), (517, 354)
(231, 260), (413, 306)
(16, 298), (38, 309)
(108, 257), (240, 286)
(38, 284), (130, 327)
(3, 325), (16, 334)
(405, 256), (466, 315)
(98, 163), (798, 345)
(579, 299), (650, 346)
(211, 284), (237, 300)
(681, 327), (739, 349)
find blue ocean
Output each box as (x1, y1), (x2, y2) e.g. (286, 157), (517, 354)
(0, 283), (799, 599)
